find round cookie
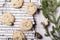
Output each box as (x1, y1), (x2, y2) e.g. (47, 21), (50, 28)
(12, 31), (25, 40)
(25, 2), (37, 15)
(1, 12), (15, 26)
(11, 0), (24, 8)
(19, 19), (33, 30)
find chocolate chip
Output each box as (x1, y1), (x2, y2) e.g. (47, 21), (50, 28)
(18, 0), (19, 1)
(35, 32), (43, 39)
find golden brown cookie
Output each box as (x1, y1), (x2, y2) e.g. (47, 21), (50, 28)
(11, 0), (24, 8)
(1, 12), (15, 26)
(19, 19), (33, 30)
(12, 31), (25, 40)
(25, 2), (37, 15)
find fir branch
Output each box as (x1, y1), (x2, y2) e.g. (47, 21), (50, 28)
(41, 0), (60, 40)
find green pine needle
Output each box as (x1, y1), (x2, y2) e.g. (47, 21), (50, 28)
(41, 0), (60, 40)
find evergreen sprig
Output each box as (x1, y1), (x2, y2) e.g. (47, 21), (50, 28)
(41, 0), (60, 40)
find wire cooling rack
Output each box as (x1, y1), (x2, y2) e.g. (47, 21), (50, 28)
(0, 0), (41, 40)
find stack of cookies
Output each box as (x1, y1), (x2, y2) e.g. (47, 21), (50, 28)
(1, 0), (38, 40)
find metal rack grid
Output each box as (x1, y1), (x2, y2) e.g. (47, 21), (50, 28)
(0, 0), (40, 40)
